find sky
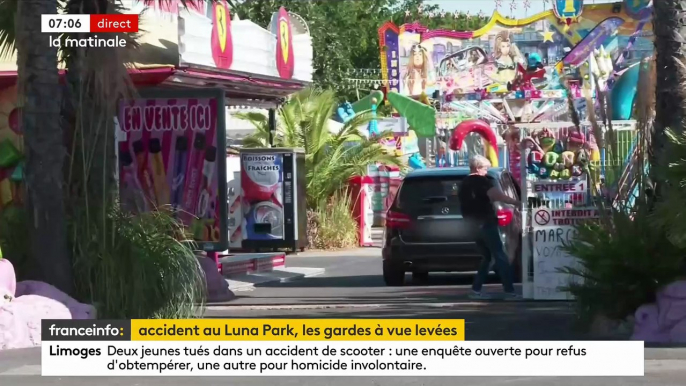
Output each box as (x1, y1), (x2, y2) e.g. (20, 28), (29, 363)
(428, 0), (617, 19)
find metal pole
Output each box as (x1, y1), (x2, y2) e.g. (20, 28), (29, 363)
(268, 108), (276, 147)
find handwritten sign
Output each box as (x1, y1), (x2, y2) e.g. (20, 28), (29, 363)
(532, 225), (583, 300)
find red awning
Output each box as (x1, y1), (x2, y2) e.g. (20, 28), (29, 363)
(0, 67), (175, 88)
(1, 65), (309, 101)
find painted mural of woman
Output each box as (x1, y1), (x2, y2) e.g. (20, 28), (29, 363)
(490, 30), (524, 85)
(403, 44), (435, 96)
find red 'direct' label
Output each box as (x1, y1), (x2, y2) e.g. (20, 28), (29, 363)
(90, 14), (138, 33)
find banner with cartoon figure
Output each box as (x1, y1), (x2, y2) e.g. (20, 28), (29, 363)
(117, 89), (228, 251)
(381, 2), (653, 99)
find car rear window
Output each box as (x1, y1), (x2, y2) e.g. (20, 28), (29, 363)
(395, 175), (499, 213)
(395, 176), (465, 212)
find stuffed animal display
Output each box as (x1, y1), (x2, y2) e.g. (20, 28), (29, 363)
(526, 128), (590, 180)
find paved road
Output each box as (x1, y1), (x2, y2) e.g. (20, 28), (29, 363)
(3, 248), (686, 385)
(208, 249), (604, 340)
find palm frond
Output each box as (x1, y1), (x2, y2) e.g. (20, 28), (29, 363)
(0, 0), (17, 58)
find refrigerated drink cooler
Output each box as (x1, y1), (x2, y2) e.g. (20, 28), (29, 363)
(239, 148), (307, 252)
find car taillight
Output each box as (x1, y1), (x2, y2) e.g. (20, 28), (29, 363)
(497, 209), (513, 226)
(386, 210), (412, 229)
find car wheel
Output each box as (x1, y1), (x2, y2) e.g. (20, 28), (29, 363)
(412, 271), (429, 282)
(383, 260), (405, 286)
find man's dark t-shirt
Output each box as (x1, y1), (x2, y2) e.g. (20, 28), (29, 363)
(459, 175), (497, 224)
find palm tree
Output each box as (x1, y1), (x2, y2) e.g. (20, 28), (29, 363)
(653, 1), (686, 198)
(2, 0), (73, 293)
(0, 0), (229, 294)
(237, 88), (404, 207)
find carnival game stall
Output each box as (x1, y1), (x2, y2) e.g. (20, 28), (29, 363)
(375, 0), (652, 299)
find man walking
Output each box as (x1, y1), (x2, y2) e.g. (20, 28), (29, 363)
(458, 155), (521, 299)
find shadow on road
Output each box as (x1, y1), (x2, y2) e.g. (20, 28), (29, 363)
(255, 273), (499, 288)
(204, 302), (608, 341)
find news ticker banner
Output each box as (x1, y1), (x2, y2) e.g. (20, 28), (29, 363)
(41, 319), (644, 377)
(41, 14), (139, 33)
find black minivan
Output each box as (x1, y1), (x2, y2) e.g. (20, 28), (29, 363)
(381, 167), (522, 286)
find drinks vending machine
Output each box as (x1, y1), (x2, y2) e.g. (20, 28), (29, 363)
(239, 148), (307, 252)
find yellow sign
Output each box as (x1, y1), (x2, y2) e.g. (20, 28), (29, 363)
(215, 4), (227, 52)
(279, 19), (289, 63)
(130, 319), (466, 341)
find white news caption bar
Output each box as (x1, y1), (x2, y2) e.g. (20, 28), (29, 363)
(41, 15), (90, 33)
(42, 341), (645, 377)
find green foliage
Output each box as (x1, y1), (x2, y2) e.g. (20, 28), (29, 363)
(560, 207), (685, 327)
(238, 87), (404, 208)
(0, 204), (205, 318)
(561, 62), (686, 329)
(233, 0), (487, 99)
(70, 206), (206, 319)
(651, 129), (686, 249)
(307, 190), (358, 249)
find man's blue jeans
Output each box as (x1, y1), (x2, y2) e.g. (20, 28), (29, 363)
(472, 222), (515, 293)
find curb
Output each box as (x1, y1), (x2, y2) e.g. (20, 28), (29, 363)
(224, 267), (325, 292)
(288, 248), (381, 258)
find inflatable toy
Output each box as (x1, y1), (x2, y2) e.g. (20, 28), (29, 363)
(449, 119), (499, 167)
(408, 153), (426, 169)
(335, 102), (356, 123)
(368, 98), (380, 137)
(351, 91), (384, 113)
(386, 91), (435, 138)
(610, 62), (640, 120)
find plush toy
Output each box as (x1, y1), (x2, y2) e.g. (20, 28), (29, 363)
(538, 129), (556, 152)
(571, 165), (583, 177)
(543, 152), (560, 167)
(540, 137), (555, 152)
(538, 166), (550, 179)
(561, 151), (575, 168)
(529, 164), (541, 174)
(567, 130), (585, 151)
(560, 169), (571, 179)
(554, 163), (565, 171)
(575, 149), (589, 166)
(528, 150), (544, 166)
(553, 141), (565, 154)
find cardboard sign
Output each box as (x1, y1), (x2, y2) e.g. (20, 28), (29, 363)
(532, 225), (583, 300)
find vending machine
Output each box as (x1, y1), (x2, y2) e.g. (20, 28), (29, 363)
(239, 148), (307, 252)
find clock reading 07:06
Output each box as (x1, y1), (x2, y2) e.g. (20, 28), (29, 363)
(48, 18), (82, 29)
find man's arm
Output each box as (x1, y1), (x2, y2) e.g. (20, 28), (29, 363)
(487, 187), (520, 206)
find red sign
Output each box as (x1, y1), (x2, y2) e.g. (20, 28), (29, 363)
(211, 0), (233, 69)
(275, 7), (295, 79)
(90, 14), (139, 32)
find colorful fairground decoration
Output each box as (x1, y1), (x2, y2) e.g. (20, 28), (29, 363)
(553, 0), (584, 27)
(377, 1), (653, 124)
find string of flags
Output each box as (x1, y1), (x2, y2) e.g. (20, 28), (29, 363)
(345, 68), (383, 75)
(343, 78), (398, 87)
(407, 6), (490, 19)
